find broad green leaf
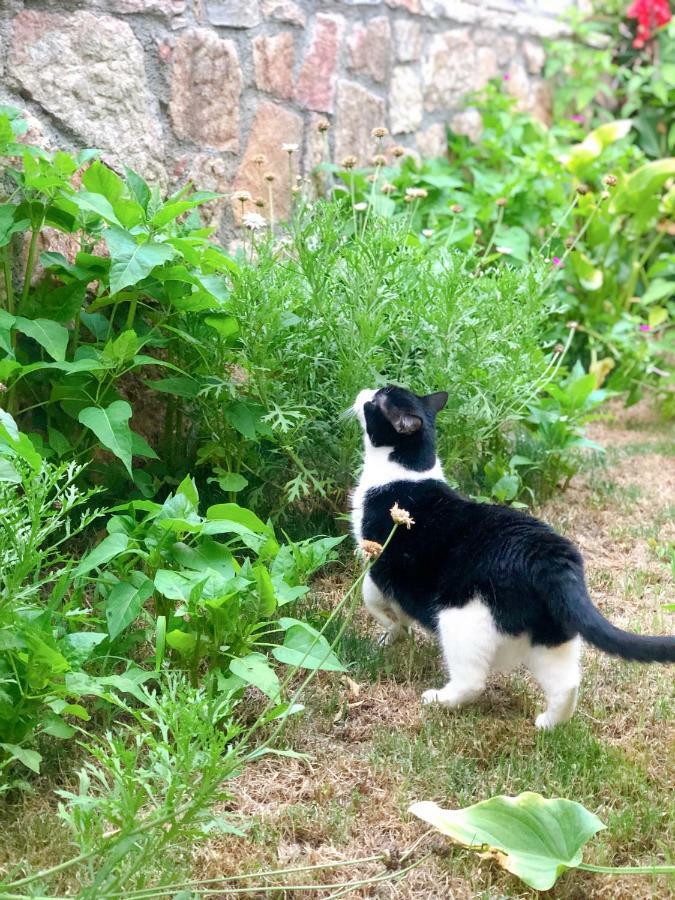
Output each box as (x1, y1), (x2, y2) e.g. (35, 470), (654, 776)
(206, 503), (269, 534)
(78, 401), (134, 475)
(272, 618), (345, 672)
(82, 160), (125, 203)
(63, 631), (107, 664)
(165, 629), (197, 657)
(104, 225), (175, 294)
(0, 743), (42, 774)
(571, 252), (603, 291)
(144, 375), (201, 398)
(125, 167), (151, 211)
(170, 539), (235, 578)
(131, 430), (158, 460)
(205, 315), (239, 339)
(14, 317), (69, 361)
(648, 306), (668, 328)
(74, 532), (129, 577)
(253, 564), (276, 616)
(0, 457), (21, 483)
(106, 576), (154, 640)
(214, 472), (248, 492)
(151, 192), (222, 228)
(561, 119), (632, 174)
(230, 652), (280, 700)
(642, 278), (675, 305)
(613, 158), (675, 212)
(70, 190), (121, 225)
(409, 793), (606, 891)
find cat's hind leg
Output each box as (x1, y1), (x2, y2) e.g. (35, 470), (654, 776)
(422, 598), (497, 708)
(527, 637), (581, 730)
(363, 573), (410, 646)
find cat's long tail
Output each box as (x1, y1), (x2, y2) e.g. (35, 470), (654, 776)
(550, 571), (675, 663)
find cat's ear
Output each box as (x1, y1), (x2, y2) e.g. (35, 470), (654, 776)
(381, 398), (423, 434)
(424, 391), (448, 414)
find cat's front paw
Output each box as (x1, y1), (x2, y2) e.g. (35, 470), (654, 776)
(421, 688), (442, 705)
(535, 711), (557, 731)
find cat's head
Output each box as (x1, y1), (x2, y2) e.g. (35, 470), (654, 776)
(353, 385), (448, 468)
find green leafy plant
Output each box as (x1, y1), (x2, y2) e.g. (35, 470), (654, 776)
(410, 792), (674, 891)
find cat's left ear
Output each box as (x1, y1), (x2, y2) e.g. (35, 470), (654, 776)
(424, 391), (448, 414)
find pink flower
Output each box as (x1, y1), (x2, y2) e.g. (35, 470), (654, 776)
(503, 73), (510, 81)
(552, 256), (563, 267)
(570, 114), (585, 123)
(639, 324), (651, 332)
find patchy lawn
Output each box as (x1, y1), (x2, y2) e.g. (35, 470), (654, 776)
(197, 401), (674, 898)
(1, 402), (673, 898)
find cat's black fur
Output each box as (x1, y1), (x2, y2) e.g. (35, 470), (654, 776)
(361, 386), (675, 662)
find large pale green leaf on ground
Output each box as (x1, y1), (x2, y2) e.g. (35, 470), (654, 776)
(73, 532), (129, 577)
(104, 225), (175, 293)
(571, 252), (603, 291)
(230, 652), (280, 700)
(560, 120), (632, 174)
(14, 317), (69, 361)
(409, 792), (606, 891)
(206, 503), (270, 534)
(272, 618), (346, 672)
(78, 400), (134, 475)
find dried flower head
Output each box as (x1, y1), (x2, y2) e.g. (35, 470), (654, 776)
(390, 502), (415, 529)
(372, 154), (387, 167)
(242, 211), (267, 231)
(600, 190), (610, 200)
(359, 539), (384, 560)
(603, 173), (618, 187)
(405, 187), (428, 200)
(451, 203), (464, 214)
(366, 173), (377, 183)
(263, 172), (275, 182)
(317, 118), (330, 132)
(566, 320), (579, 330)
(282, 143), (299, 154)
(353, 201), (368, 211)
(232, 190), (252, 203)
(564, 235), (575, 249)
(252, 154), (266, 167)
(495, 197), (508, 207)
(380, 182), (396, 195)
(474, 227), (483, 237)
(255, 197), (265, 208)
(576, 183), (589, 195)
(422, 228), (434, 238)
(0, 383), (7, 393)
(554, 343), (565, 355)
(371, 126), (389, 139)
(341, 155), (358, 169)
(390, 145), (406, 158)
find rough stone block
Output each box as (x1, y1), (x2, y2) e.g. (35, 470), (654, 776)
(253, 32), (295, 100)
(9, 10), (164, 178)
(394, 19), (422, 62)
(334, 79), (386, 164)
(420, 0), (479, 22)
(170, 28), (242, 152)
(261, 0), (306, 26)
(347, 17), (391, 84)
(523, 39), (546, 74)
(450, 107), (482, 141)
(296, 14), (345, 113)
(206, 0), (261, 27)
(390, 66), (423, 134)
(416, 122), (447, 158)
(422, 30), (498, 111)
(110, 0), (185, 14)
(232, 101), (304, 222)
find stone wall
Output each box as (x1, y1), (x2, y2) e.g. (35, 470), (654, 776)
(0, 0), (566, 235)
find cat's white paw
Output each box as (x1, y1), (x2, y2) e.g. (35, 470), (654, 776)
(535, 711), (557, 730)
(421, 688), (442, 705)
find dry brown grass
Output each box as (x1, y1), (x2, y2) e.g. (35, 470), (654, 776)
(192, 402), (674, 900)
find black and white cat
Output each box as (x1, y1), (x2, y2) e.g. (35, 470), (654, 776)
(351, 385), (675, 729)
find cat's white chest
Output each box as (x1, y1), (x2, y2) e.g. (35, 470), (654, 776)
(350, 445), (445, 544)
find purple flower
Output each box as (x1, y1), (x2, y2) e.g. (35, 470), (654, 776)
(570, 114), (585, 123)
(503, 73), (510, 81)
(552, 256), (563, 267)
(639, 324), (651, 332)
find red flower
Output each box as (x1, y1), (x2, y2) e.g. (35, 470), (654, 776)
(627, 0), (672, 49)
